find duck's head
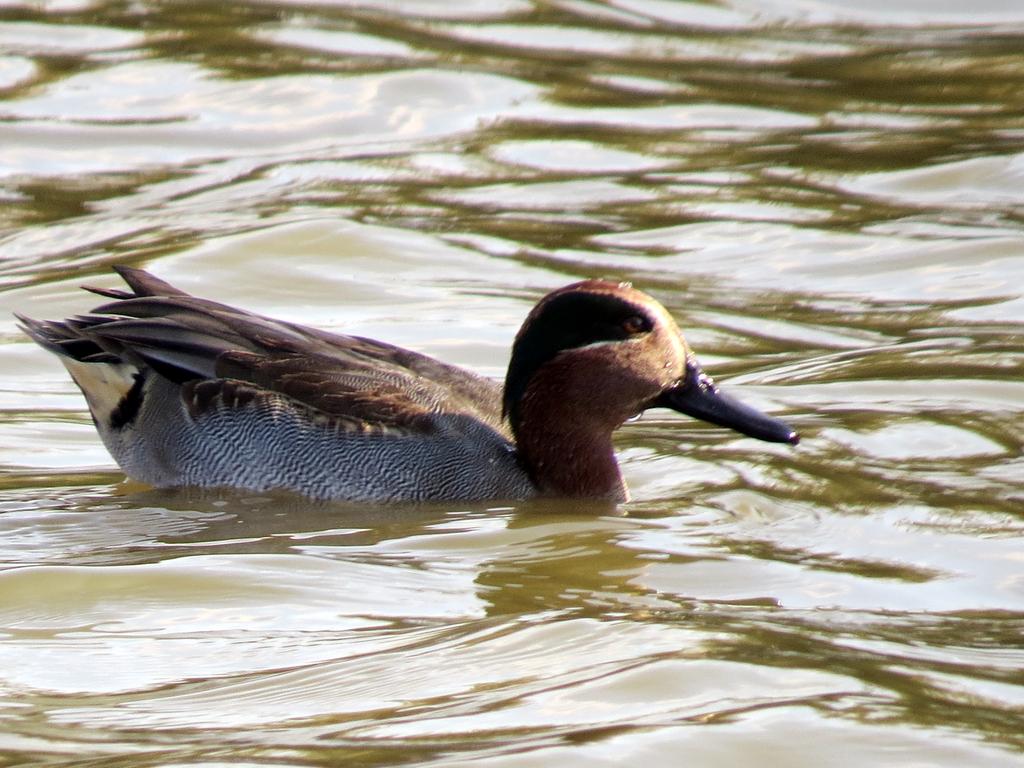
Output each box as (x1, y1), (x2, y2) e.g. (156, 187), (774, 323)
(503, 280), (798, 499)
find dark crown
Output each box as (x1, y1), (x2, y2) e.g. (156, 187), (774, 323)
(502, 285), (653, 427)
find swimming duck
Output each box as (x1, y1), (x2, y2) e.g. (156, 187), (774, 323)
(17, 267), (798, 502)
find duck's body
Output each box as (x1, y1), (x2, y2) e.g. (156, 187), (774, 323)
(18, 268), (797, 503)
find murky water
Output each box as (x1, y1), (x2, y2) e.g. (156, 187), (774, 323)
(1, 1), (1022, 765)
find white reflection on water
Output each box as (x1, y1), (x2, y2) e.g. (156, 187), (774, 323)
(1, 65), (540, 176)
(0, 553), (483, 694)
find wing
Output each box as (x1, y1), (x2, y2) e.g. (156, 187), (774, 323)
(37, 266), (508, 437)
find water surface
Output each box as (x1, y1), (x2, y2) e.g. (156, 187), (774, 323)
(0, 1), (1022, 766)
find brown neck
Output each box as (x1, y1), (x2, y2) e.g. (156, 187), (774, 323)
(511, 373), (629, 502)
(516, 423), (627, 501)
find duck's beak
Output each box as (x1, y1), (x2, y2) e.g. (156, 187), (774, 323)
(655, 360), (799, 445)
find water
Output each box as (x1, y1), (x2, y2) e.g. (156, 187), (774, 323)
(0, 1), (1022, 765)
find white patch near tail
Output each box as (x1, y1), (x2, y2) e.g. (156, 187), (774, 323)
(61, 358), (140, 426)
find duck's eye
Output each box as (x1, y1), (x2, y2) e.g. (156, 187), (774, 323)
(622, 315), (648, 335)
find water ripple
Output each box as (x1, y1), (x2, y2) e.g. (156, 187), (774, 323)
(0, 0), (1021, 765)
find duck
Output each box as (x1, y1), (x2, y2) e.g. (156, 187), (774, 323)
(17, 267), (798, 503)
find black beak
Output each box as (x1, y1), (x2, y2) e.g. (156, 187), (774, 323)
(655, 360), (799, 445)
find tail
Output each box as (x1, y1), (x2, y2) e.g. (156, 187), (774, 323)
(17, 264), (186, 353)
(15, 313), (120, 364)
(14, 265), (181, 429)
(16, 264), (197, 361)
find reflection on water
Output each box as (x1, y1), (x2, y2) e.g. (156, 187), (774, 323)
(0, 0), (1022, 765)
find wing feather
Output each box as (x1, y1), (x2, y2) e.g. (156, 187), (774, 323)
(46, 268), (507, 438)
